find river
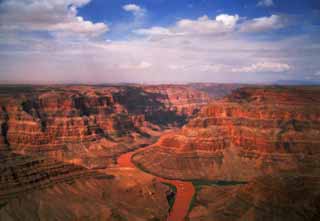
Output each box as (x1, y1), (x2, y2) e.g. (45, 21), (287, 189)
(117, 150), (195, 221)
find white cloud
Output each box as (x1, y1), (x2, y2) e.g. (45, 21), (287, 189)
(135, 14), (289, 37)
(134, 27), (175, 36)
(0, 3), (319, 84)
(176, 14), (239, 35)
(120, 61), (152, 70)
(314, 70), (320, 76)
(0, 0), (108, 37)
(240, 15), (286, 32)
(200, 64), (226, 72)
(257, 0), (274, 7)
(216, 14), (240, 27)
(51, 16), (108, 37)
(1, 35), (318, 84)
(123, 3), (145, 17)
(135, 14), (240, 37)
(231, 62), (291, 73)
(123, 4), (142, 12)
(137, 61), (152, 69)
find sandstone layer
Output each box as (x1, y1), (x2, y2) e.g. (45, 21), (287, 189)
(133, 86), (320, 181)
(188, 173), (320, 221)
(189, 83), (244, 99)
(0, 85), (211, 168)
(0, 150), (170, 221)
(0, 84), (242, 221)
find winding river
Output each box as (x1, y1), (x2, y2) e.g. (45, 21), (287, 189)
(117, 150), (195, 221)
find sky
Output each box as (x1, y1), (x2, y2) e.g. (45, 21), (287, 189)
(0, 0), (320, 84)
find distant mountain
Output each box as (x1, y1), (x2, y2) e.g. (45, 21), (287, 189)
(275, 80), (320, 85)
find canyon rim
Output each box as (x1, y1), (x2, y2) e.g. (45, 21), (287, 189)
(1, 0), (320, 220)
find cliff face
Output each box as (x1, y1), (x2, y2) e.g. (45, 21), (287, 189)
(142, 85), (210, 115)
(189, 83), (244, 99)
(0, 85), (210, 168)
(189, 174), (320, 221)
(0, 151), (169, 221)
(133, 86), (320, 181)
(0, 107), (8, 148)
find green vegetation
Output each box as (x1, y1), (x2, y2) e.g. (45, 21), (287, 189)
(0, 202), (7, 209)
(188, 184), (201, 213)
(161, 182), (177, 212)
(111, 209), (127, 221)
(188, 180), (247, 215)
(192, 180), (247, 186)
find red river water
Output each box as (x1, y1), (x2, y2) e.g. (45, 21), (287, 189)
(117, 150), (195, 221)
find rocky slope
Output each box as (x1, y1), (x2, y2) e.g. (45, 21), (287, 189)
(0, 150), (170, 221)
(133, 86), (320, 181)
(133, 86), (320, 220)
(189, 83), (244, 99)
(188, 173), (320, 221)
(0, 85), (210, 168)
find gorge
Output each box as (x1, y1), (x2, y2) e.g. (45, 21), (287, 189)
(0, 84), (319, 221)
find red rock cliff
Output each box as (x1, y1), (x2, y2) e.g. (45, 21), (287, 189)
(0, 85), (210, 168)
(133, 86), (320, 181)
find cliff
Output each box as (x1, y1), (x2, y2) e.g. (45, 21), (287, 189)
(189, 83), (245, 99)
(0, 85), (210, 168)
(189, 173), (320, 221)
(0, 150), (169, 220)
(133, 86), (320, 181)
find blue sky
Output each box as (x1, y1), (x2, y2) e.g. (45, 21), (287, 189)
(78, 0), (319, 39)
(0, 0), (320, 84)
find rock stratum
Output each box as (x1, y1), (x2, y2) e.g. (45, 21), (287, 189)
(2, 84), (319, 221)
(0, 84), (212, 168)
(133, 86), (320, 181)
(0, 150), (170, 221)
(0, 83), (243, 221)
(133, 86), (320, 220)
(189, 174), (320, 221)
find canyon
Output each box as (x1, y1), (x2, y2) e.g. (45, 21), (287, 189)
(133, 86), (320, 220)
(0, 83), (235, 221)
(133, 86), (320, 181)
(0, 84), (319, 221)
(0, 84), (212, 167)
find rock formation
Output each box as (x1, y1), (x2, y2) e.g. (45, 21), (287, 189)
(0, 85), (210, 168)
(189, 83), (244, 99)
(133, 86), (320, 181)
(189, 173), (320, 221)
(132, 86), (320, 221)
(0, 150), (170, 221)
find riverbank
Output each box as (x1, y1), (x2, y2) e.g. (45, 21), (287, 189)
(117, 149), (195, 221)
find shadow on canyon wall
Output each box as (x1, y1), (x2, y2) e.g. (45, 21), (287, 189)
(113, 86), (187, 126)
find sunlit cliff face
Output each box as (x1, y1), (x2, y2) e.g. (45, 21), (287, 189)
(133, 86), (320, 180)
(0, 0), (320, 84)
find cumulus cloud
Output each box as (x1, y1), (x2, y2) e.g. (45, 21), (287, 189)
(216, 14), (240, 27)
(123, 4), (142, 12)
(134, 27), (175, 36)
(135, 14), (240, 37)
(135, 14), (289, 37)
(1, 35), (318, 84)
(0, 0), (108, 37)
(176, 14), (239, 35)
(0, 2), (319, 84)
(123, 3), (145, 17)
(257, 0), (274, 7)
(239, 15), (287, 32)
(231, 62), (291, 73)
